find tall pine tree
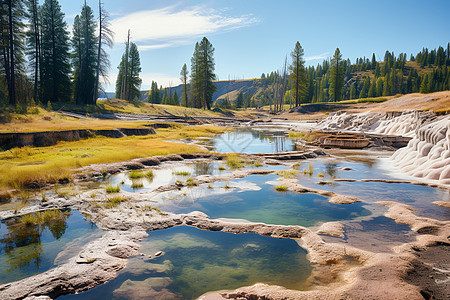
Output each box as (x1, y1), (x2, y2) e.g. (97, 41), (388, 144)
(329, 48), (345, 102)
(180, 63), (189, 107)
(289, 41), (308, 107)
(40, 0), (71, 103)
(72, 2), (97, 105)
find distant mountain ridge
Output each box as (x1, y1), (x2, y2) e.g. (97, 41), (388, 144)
(137, 79), (260, 104)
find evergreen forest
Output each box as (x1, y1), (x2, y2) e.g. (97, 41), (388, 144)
(0, 0), (449, 112)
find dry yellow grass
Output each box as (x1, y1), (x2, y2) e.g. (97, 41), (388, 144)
(0, 125), (227, 190)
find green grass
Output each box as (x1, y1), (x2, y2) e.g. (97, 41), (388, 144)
(173, 170), (191, 176)
(276, 169), (299, 179)
(0, 124), (227, 191)
(128, 170), (145, 179)
(186, 177), (199, 186)
(104, 196), (127, 209)
(274, 185), (288, 192)
(357, 97), (387, 103)
(131, 181), (144, 189)
(20, 209), (70, 226)
(105, 185), (120, 193)
(302, 163), (314, 175)
(225, 154), (245, 169)
(143, 205), (167, 216)
(218, 166), (226, 171)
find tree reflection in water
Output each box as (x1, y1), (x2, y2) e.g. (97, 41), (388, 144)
(0, 210), (70, 272)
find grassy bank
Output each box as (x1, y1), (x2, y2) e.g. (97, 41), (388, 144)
(0, 125), (226, 191)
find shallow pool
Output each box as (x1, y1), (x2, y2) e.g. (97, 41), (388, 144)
(61, 225), (312, 299)
(295, 158), (450, 221)
(0, 210), (99, 284)
(203, 128), (296, 153)
(157, 174), (372, 227)
(106, 162), (224, 193)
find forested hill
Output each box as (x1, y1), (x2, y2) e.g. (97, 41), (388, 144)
(139, 79), (257, 103)
(139, 45), (450, 108)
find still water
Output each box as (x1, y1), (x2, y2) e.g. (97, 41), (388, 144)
(61, 225), (312, 300)
(157, 174), (372, 227)
(203, 128), (296, 153)
(0, 210), (99, 284)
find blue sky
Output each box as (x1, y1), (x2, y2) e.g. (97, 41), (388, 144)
(59, 0), (450, 91)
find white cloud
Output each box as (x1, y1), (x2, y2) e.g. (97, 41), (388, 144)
(110, 6), (258, 50)
(305, 52), (330, 62)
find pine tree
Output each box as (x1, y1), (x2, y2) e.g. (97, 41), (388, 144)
(161, 88), (168, 104)
(40, 0), (71, 103)
(171, 90), (179, 105)
(383, 73), (391, 96)
(368, 78), (376, 97)
(349, 83), (356, 99)
(72, 2), (97, 105)
(289, 41), (308, 106)
(236, 91), (244, 108)
(180, 63), (189, 107)
(359, 77), (370, 99)
(25, 0), (41, 103)
(126, 43), (142, 100)
(371, 53), (377, 69)
(420, 74), (429, 93)
(190, 42), (202, 108)
(376, 77), (384, 96)
(197, 37), (216, 110)
(94, 0), (114, 104)
(115, 54), (125, 98)
(1, 0), (26, 107)
(116, 41), (142, 101)
(329, 48), (344, 102)
(148, 81), (161, 104)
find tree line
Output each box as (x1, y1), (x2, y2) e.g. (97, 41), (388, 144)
(0, 0), (114, 111)
(256, 43), (450, 110)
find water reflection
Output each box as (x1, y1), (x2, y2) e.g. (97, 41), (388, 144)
(1, 210), (70, 272)
(204, 128), (296, 153)
(0, 210), (98, 284)
(107, 162), (222, 193)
